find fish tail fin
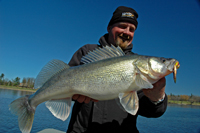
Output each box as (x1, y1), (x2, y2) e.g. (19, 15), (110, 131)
(9, 95), (35, 133)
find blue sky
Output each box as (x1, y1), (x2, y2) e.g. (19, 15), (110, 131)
(0, 0), (200, 96)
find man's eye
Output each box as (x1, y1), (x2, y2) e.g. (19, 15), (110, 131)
(130, 28), (135, 32)
(119, 25), (126, 29)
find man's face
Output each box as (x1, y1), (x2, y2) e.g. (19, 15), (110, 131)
(107, 22), (136, 49)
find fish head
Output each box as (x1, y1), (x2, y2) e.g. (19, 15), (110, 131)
(136, 56), (180, 83)
(148, 57), (180, 82)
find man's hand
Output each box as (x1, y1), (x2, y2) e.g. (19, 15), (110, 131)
(72, 94), (98, 103)
(142, 77), (166, 102)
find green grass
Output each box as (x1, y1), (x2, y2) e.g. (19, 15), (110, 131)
(0, 85), (37, 92)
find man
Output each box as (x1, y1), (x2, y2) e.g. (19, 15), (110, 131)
(67, 6), (167, 133)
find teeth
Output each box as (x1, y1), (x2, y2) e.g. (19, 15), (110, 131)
(119, 34), (130, 40)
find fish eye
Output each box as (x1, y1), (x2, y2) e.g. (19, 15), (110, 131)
(161, 58), (166, 63)
(163, 59), (166, 63)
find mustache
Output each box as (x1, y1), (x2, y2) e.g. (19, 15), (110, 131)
(119, 33), (131, 40)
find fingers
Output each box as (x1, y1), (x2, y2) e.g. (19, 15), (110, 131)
(150, 77), (166, 91)
(142, 77), (166, 101)
(84, 96), (91, 104)
(72, 94), (86, 103)
(72, 94), (79, 100)
(72, 94), (98, 103)
(91, 99), (99, 102)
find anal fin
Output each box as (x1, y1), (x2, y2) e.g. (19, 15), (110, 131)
(45, 98), (71, 121)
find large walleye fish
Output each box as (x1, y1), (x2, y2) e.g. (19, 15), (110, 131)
(9, 45), (180, 133)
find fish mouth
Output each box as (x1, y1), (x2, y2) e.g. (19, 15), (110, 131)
(173, 61), (180, 83)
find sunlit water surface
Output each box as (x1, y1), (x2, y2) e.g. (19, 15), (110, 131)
(0, 88), (200, 133)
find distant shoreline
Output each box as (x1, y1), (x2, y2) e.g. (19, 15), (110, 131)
(168, 103), (200, 107)
(0, 85), (36, 92)
(1, 85), (200, 106)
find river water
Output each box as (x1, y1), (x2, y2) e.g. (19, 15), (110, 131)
(0, 88), (200, 133)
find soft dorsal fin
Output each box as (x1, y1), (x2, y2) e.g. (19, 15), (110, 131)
(34, 59), (69, 89)
(81, 45), (125, 64)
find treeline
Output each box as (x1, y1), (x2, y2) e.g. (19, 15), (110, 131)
(21, 77), (35, 88)
(168, 94), (200, 104)
(0, 73), (35, 89)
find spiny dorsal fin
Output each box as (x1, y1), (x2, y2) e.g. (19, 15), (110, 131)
(81, 45), (125, 64)
(34, 59), (69, 89)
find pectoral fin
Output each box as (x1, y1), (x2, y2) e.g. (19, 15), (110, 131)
(118, 91), (139, 115)
(45, 98), (71, 121)
(135, 74), (153, 89)
(134, 64), (153, 89)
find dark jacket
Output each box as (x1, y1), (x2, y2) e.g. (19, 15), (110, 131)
(67, 34), (168, 133)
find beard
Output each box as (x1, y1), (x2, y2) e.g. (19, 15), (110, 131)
(115, 33), (131, 49)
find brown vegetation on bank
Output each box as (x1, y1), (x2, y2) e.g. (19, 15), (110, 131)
(168, 94), (200, 105)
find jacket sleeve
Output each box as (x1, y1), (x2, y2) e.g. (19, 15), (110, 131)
(137, 90), (168, 118)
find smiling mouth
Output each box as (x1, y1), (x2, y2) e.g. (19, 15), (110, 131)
(119, 33), (130, 41)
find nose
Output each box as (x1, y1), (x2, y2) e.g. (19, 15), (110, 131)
(123, 27), (130, 34)
(122, 28), (132, 40)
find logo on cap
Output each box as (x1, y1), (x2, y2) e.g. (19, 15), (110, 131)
(122, 12), (134, 18)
